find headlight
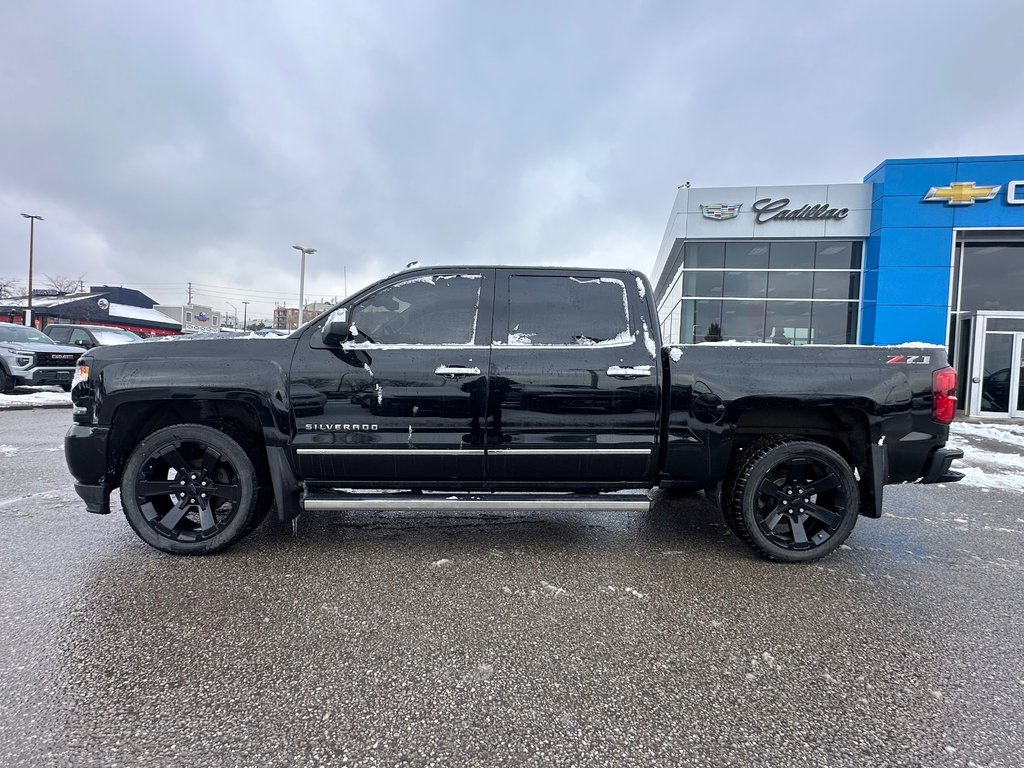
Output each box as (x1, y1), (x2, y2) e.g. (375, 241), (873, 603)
(72, 363), (90, 388)
(5, 348), (35, 367)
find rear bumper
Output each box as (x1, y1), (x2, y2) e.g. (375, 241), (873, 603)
(65, 425), (113, 514)
(919, 447), (964, 484)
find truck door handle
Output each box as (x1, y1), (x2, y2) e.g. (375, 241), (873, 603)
(607, 365), (653, 379)
(434, 365), (481, 379)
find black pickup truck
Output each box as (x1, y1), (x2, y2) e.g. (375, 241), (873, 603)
(64, 266), (963, 562)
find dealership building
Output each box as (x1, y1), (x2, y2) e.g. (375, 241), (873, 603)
(651, 153), (1024, 420)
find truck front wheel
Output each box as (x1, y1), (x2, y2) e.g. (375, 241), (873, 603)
(121, 423), (261, 555)
(725, 438), (859, 563)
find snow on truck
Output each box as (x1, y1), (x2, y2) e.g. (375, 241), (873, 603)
(64, 266), (963, 561)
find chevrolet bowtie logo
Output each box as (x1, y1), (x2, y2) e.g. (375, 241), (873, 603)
(923, 181), (1001, 206)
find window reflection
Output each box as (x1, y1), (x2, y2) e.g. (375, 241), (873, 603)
(664, 240), (862, 346)
(725, 242), (770, 269)
(721, 301), (767, 343)
(960, 244), (1024, 312)
(723, 271), (768, 298)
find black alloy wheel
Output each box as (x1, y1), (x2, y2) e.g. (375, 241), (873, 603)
(724, 437), (859, 563)
(121, 423), (260, 555)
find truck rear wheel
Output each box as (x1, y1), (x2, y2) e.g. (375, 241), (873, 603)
(121, 423), (260, 555)
(725, 437), (859, 563)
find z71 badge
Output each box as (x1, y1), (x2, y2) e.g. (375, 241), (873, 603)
(886, 355), (931, 365)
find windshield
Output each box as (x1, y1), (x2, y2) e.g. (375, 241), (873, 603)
(0, 325), (54, 344)
(91, 328), (141, 345)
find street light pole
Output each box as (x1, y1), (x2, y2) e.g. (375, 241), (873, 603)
(21, 213), (43, 327)
(226, 301), (237, 330)
(292, 245), (316, 330)
(242, 301), (250, 330)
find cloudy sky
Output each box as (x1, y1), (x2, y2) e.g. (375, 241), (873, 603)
(1, 0), (1021, 321)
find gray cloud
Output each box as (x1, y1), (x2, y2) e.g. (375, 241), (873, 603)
(2, 0), (1021, 319)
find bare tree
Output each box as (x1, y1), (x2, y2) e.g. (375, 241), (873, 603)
(44, 274), (87, 294)
(0, 277), (23, 299)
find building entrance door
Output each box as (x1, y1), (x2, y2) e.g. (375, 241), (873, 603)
(975, 330), (1024, 417)
(966, 313), (1024, 419)
(1012, 334), (1024, 419)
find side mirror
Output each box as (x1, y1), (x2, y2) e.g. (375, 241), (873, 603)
(322, 307), (351, 346)
(74, 339), (93, 348)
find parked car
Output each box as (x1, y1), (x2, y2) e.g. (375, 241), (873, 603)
(64, 266), (962, 561)
(44, 324), (141, 349)
(0, 321), (84, 392)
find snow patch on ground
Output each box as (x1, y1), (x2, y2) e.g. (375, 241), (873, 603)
(948, 421), (1024, 492)
(951, 421), (1024, 449)
(0, 445), (18, 457)
(0, 389), (72, 409)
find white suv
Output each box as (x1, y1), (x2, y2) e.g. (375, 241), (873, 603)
(0, 322), (84, 393)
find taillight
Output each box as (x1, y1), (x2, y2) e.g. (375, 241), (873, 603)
(932, 367), (957, 424)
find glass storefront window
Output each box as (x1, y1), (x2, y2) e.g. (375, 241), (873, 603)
(814, 271), (860, 300)
(666, 240), (862, 346)
(960, 244), (1024, 312)
(811, 302), (858, 344)
(766, 301), (813, 345)
(725, 242), (770, 269)
(684, 242), (725, 269)
(767, 271), (813, 299)
(680, 299), (723, 343)
(769, 242), (815, 269)
(815, 242), (862, 269)
(721, 301), (768, 343)
(682, 270), (724, 297)
(723, 271), (768, 298)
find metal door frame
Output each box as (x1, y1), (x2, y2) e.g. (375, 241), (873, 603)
(1011, 332), (1024, 419)
(966, 310), (1024, 418)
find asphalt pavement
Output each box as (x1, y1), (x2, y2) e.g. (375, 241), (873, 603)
(1, 407), (1022, 768)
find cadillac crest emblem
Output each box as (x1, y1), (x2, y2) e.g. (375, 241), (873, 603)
(700, 203), (742, 220)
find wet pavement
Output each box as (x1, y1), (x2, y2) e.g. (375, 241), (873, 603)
(1, 408), (1022, 767)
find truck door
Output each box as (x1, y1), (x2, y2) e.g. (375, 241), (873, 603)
(289, 270), (494, 483)
(486, 270), (660, 483)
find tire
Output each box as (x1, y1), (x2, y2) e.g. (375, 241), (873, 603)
(121, 423), (262, 555)
(724, 437), (859, 563)
(60, 382), (72, 392)
(0, 368), (13, 394)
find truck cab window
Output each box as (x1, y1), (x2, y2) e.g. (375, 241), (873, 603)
(350, 274), (481, 345)
(70, 329), (93, 347)
(507, 275), (630, 346)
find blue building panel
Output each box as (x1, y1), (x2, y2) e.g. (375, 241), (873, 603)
(868, 304), (949, 345)
(872, 227), (953, 268)
(872, 266), (951, 308)
(864, 159), (959, 201)
(875, 193), (956, 231)
(861, 154), (1024, 345)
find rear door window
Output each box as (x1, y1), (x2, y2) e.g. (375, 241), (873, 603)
(506, 275), (631, 346)
(49, 327), (70, 342)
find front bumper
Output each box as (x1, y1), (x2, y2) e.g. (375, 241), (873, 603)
(19, 366), (76, 387)
(919, 447), (965, 484)
(65, 425), (112, 514)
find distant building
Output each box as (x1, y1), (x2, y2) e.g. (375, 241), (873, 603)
(274, 302), (330, 330)
(155, 304), (222, 334)
(0, 285), (181, 336)
(273, 305), (298, 330)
